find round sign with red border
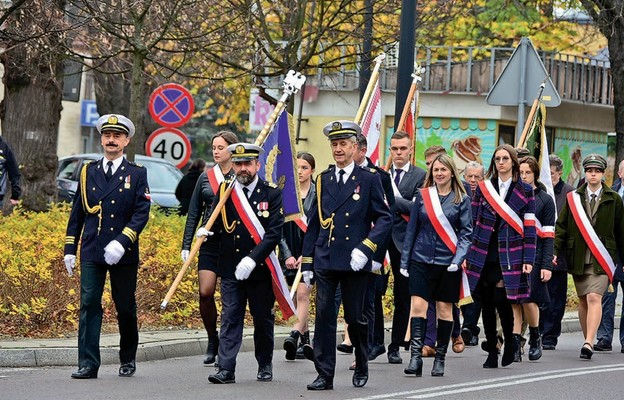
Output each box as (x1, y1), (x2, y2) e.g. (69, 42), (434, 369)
(145, 127), (192, 169)
(148, 83), (195, 127)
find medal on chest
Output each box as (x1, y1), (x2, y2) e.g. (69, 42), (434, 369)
(353, 184), (361, 201)
(257, 201), (269, 218)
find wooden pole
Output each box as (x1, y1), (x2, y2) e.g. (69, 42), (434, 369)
(354, 53), (386, 125)
(516, 80), (547, 147)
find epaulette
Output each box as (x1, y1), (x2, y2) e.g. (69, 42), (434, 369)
(127, 161), (144, 168)
(320, 164), (335, 175)
(360, 166), (377, 174)
(264, 181), (278, 189)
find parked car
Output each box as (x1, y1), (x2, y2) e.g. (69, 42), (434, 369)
(56, 154), (183, 211)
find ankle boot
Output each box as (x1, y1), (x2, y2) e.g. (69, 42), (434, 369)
(512, 334), (523, 362)
(404, 317), (426, 376)
(204, 332), (219, 365)
(296, 331), (310, 360)
(431, 319), (453, 377)
(528, 326), (542, 360)
(283, 330), (300, 360)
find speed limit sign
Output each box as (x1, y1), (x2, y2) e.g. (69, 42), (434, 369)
(145, 127), (192, 169)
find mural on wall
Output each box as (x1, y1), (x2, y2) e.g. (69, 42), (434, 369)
(552, 129), (609, 187)
(415, 118), (498, 174)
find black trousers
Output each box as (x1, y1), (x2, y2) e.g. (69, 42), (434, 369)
(389, 241), (410, 350)
(540, 270), (568, 346)
(314, 269), (369, 379)
(218, 278), (275, 372)
(78, 262), (138, 369)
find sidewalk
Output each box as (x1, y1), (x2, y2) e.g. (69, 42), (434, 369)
(0, 311), (588, 368)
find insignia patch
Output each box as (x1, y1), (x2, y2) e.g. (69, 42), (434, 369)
(107, 115), (118, 125)
(235, 144), (245, 154)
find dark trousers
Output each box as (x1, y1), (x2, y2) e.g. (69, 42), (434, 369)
(597, 278), (624, 345)
(373, 273), (389, 345)
(539, 270), (567, 346)
(314, 269), (369, 379)
(218, 278), (275, 372)
(78, 262), (138, 369)
(461, 298), (482, 336)
(424, 302), (462, 346)
(389, 241), (410, 350)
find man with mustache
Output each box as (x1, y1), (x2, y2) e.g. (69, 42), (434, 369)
(64, 114), (151, 379)
(203, 143), (284, 384)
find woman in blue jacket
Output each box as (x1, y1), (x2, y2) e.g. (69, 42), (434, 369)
(400, 154), (472, 377)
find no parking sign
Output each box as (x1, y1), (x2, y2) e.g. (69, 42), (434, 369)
(148, 83), (195, 127)
(145, 127), (191, 169)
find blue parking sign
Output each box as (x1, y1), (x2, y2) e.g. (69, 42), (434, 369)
(80, 100), (100, 127)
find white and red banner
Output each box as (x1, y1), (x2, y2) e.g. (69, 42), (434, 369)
(360, 80), (382, 165)
(567, 192), (616, 282)
(230, 183), (297, 319)
(524, 213), (554, 238)
(480, 180), (524, 237)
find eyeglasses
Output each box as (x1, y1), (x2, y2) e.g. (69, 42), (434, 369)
(494, 156), (511, 163)
(390, 146), (409, 152)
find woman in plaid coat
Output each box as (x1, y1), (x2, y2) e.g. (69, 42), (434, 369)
(465, 144), (537, 369)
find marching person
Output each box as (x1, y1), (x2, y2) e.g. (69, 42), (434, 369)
(175, 158), (206, 216)
(0, 134), (21, 209)
(387, 130), (426, 364)
(511, 156), (555, 362)
(466, 144), (536, 369)
(64, 114), (151, 379)
(400, 154), (472, 377)
(205, 143), (284, 384)
(281, 151), (317, 361)
(554, 154), (624, 360)
(181, 131), (238, 365)
(302, 121), (392, 390)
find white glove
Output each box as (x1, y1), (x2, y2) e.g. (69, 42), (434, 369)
(302, 271), (314, 287)
(234, 256), (256, 280)
(447, 263), (459, 272)
(400, 268), (409, 278)
(103, 240), (125, 265)
(181, 250), (190, 262)
(196, 227), (214, 238)
(372, 261), (382, 273)
(64, 254), (76, 276)
(350, 248), (368, 272)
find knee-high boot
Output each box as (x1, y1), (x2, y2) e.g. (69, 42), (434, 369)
(481, 300), (498, 368)
(431, 319), (453, 377)
(404, 317), (426, 376)
(495, 290), (516, 367)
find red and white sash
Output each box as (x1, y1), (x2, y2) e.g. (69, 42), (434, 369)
(293, 214), (308, 233)
(230, 183), (297, 319)
(480, 180), (524, 237)
(421, 186), (472, 304)
(524, 214), (554, 238)
(207, 166), (225, 194)
(567, 191), (616, 282)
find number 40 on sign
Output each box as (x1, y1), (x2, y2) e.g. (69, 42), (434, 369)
(145, 127), (192, 169)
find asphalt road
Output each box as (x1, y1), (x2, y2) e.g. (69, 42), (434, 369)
(2, 331), (623, 400)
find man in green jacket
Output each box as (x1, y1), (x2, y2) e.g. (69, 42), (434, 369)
(554, 154), (624, 360)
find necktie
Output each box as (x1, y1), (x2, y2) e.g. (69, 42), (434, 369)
(338, 169), (345, 190)
(590, 193), (597, 211)
(394, 169), (403, 187)
(243, 187), (250, 198)
(105, 161), (113, 182)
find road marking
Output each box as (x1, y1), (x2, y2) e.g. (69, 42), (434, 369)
(348, 364), (624, 400)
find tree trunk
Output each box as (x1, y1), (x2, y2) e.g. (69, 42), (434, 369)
(608, 31), (624, 171)
(0, 1), (65, 212)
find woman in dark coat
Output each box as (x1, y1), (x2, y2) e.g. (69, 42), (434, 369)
(180, 130), (238, 365)
(399, 154), (472, 377)
(466, 144), (536, 369)
(511, 156), (555, 362)
(175, 159), (206, 215)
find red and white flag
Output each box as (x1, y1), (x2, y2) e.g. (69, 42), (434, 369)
(360, 80), (382, 165)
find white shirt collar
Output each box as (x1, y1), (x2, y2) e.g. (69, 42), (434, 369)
(336, 161), (355, 182)
(103, 155), (124, 174)
(588, 186), (602, 199)
(393, 163), (410, 174)
(499, 176), (512, 189)
(357, 158), (368, 168)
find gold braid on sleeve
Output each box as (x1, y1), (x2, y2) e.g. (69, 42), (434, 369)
(80, 164), (103, 234)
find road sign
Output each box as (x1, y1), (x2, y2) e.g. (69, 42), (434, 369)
(487, 37), (561, 107)
(145, 127), (192, 169)
(249, 88), (277, 131)
(148, 83), (195, 127)
(80, 100), (99, 127)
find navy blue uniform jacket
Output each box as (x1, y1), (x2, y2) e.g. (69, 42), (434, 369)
(64, 158), (151, 265)
(301, 165), (393, 272)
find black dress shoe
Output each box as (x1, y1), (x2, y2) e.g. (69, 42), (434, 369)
(257, 363), (273, 382)
(307, 375), (333, 390)
(71, 367), (98, 379)
(387, 349), (402, 364)
(352, 368), (369, 388)
(580, 342), (594, 360)
(594, 340), (612, 352)
(302, 343), (314, 361)
(369, 344), (386, 360)
(337, 343), (353, 354)
(209, 369), (236, 384)
(119, 360), (136, 377)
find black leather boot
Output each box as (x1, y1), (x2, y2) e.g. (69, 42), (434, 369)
(296, 331), (310, 359)
(431, 319), (453, 377)
(404, 317), (426, 376)
(481, 300), (498, 368)
(204, 332), (219, 365)
(283, 330), (300, 360)
(528, 326), (542, 360)
(513, 334), (523, 362)
(496, 296), (516, 367)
